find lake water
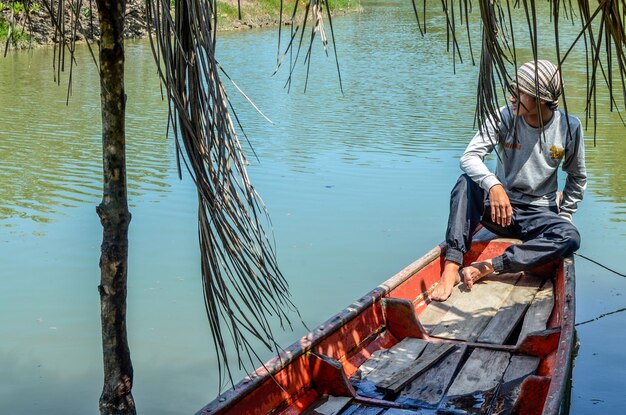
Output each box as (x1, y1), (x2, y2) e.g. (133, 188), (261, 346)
(1, 1), (625, 414)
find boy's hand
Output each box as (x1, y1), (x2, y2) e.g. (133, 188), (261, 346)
(489, 184), (513, 227)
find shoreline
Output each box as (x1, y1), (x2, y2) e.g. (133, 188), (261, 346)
(0, 1), (362, 50)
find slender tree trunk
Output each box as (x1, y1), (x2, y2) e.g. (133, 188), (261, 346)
(95, 0), (136, 414)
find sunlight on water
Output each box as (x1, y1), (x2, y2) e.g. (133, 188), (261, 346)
(0, 2), (625, 414)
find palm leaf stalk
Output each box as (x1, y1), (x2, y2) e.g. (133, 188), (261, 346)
(275, 0), (343, 93)
(40, 0), (137, 411)
(39, 0), (137, 412)
(145, 0), (303, 388)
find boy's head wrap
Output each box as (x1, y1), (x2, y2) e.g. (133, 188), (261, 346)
(511, 60), (562, 111)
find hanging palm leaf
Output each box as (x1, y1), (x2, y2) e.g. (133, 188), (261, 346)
(145, 0), (304, 388)
(275, 0), (343, 93)
(410, 0), (626, 132)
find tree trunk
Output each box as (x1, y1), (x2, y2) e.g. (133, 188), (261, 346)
(95, 0), (136, 414)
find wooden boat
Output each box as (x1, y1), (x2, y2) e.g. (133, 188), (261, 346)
(196, 234), (575, 415)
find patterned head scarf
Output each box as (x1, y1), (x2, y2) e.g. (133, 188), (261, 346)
(511, 60), (562, 111)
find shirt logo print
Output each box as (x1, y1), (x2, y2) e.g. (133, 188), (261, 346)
(503, 142), (521, 150)
(550, 145), (565, 160)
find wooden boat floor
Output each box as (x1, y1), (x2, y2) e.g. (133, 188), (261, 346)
(304, 273), (554, 415)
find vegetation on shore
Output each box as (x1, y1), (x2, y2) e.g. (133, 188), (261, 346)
(216, 0), (362, 30)
(0, 0), (362, 48)
(0, 1), (39, 47)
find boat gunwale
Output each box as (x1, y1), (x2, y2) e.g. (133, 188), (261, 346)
(541, 255), (576, 415)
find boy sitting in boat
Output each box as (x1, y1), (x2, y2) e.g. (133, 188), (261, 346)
(431, 59), (586, 302)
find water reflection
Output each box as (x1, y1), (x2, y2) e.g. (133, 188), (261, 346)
(0, 42), (172, 226)
(218, 4), (480, 179)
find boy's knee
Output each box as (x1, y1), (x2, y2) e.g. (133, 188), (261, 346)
(451, 174), (466, 190)
(562, 225), (581, 254)
(450, 174), (474, 197)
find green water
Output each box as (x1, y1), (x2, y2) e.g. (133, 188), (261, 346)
(1, 1), (625, 414)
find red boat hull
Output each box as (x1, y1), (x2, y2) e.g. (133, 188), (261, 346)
(197, 239), (575, 415)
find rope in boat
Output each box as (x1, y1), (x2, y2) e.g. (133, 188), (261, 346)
(572, 252), (626, 326)
(575, 307), (626, 327)
(574, 252), (626, 277)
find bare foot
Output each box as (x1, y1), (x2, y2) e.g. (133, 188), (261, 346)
(462, 260), (495, 290)
(431, 261), (462, 302)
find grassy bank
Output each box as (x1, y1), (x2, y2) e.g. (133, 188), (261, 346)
(217, 0), (363, 30)
(0, 22), (30, 48)
(0, 0), (38, 47)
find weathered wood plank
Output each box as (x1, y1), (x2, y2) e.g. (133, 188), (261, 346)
(429, 274), (521, 341)
(376, 342), (456, 394)
(490, 355), (540, 415)
(477, 275), (543, 344)
(384, 408), (429, 414)
(356, 338), (428, 384)
(441, 348), (511, 414)
(517, 280), (554, 344)
(419, 281), (469, 332)
(302, 395), (352, 415)
(417, 299), (451, 333)
(395, 344), (468, 409)
(351, 338), (428, 399)
(340, 403), (386, 415)
(446, 348), (511, 395)
(502, 355), (540, 383)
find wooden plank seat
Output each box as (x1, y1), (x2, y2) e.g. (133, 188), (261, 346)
(302, 395), (352, 415)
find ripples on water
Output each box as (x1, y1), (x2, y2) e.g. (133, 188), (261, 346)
(0, 44), (172, 226)
(8, 2), (621, 227)
(0, 2), (625, 415)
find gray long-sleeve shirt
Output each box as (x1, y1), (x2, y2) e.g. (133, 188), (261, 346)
(460, 106), (587, 221)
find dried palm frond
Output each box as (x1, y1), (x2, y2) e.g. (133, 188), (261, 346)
(37, 0), (99, 102)
(410, 0), (425, 35)
(411, 0), (626, 135)
(35, 0), (305, 393)
(145, 0), (303, 388)
(577, 0), (626, 141)
(275, 0), (343, 93)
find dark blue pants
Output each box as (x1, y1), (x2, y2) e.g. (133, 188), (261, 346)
(444, 175), (581, 273)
